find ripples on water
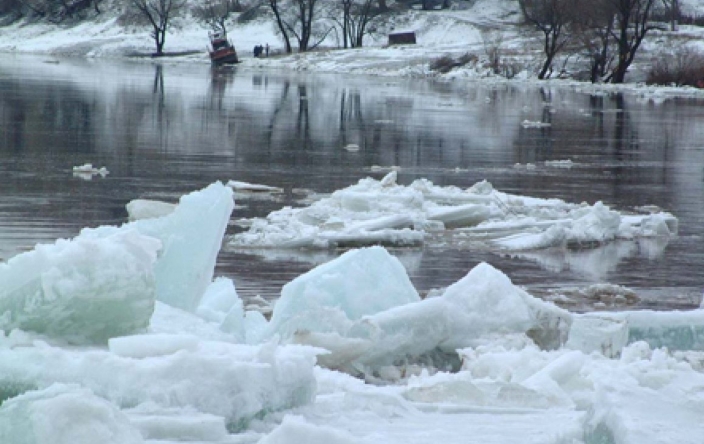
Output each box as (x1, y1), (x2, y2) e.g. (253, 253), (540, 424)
(1, 55), (702, 310)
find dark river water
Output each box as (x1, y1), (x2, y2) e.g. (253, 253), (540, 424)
(1, 55), (703, 311)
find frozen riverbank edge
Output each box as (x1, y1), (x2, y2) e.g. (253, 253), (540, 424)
(3, 0), (704, 101)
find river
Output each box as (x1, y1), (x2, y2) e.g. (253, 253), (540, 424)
(1, 54), (702, 311)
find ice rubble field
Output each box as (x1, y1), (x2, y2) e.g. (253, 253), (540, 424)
(1, 180), (703, 444)
(230, 171), (678, 251)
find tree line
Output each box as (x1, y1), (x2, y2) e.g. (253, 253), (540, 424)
(519, 0), (681, 83)
(0, 0), (692, 84)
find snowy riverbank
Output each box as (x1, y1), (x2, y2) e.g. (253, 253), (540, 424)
(3, 0), (704, 92)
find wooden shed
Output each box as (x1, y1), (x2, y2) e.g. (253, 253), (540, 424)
(388, 31), (417, 46)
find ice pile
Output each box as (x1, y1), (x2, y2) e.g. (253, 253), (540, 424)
(231, 172), (678, 251)
(0, 181), (321, 442)
(0, 181), (239, 336)
(1, 180), (703, 443)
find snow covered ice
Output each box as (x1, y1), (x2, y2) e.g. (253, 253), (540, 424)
(1, 180), (704, 443)
(231, 171), (678, 252)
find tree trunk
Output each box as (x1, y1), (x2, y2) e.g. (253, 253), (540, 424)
(269, 0), (292, 53)
(342, 2), (349, 49)
(154, 28), (165, 55)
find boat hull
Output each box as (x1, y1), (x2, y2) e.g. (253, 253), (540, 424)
(210, 48), (239, 65)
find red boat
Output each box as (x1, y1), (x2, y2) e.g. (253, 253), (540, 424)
(208, 31), (239, 65)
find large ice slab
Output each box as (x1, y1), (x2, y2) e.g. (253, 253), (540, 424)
(346, 262), (571, 370)
(85, 182), (234, 311)
(276, 252), (570, 373)
(565, 309), (704, 354)
(265, 246), (420, 341)
(619, 309), (704, 351)
(0, 230), (160, 344)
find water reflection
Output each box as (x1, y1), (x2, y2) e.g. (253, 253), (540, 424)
(513, 238), (669, 281)
(0, 57), (703, 308)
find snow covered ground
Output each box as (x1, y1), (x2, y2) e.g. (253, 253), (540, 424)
(2, 0), (704, 89)
(1, 181), (703, 444)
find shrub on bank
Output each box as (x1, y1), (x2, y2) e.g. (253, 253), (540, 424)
(429, 52), (478, 73)
(646, 46), (704, 88)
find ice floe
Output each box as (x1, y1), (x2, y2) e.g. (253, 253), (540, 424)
(72, 163), (109, 180)
(231, 172), (678, 253)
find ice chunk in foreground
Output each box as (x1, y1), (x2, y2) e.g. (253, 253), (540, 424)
(265, 246), (420, 341)
(131, 182), (233, 311)
(347, 262), (571, 370)
(0, 336), (318, 431)
(85, 182), (234, 311)
(0, 384), (143, 444)
(279, 254), (571, 373)
(0, 230), (160, 344)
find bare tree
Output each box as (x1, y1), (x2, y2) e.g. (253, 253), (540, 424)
(481, 30), (504, 74)
(571, 0), (657, 83)
(9, 0), (102, 22)
(10, 0), (47, 18)
(52, 0), (102, 20)
(660, 0), (680, 30)
(519, 0), (574, 80)
(268, 0), (331, 52)
(193, 0), (243, 35)
(0, 0), (22, 18)
(607, 0), (658, 83)
(572, 0), (616, 83)
(129, 0), (186, 55)
(268, 0), (293, 53)
(335, 0), (384, 48)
